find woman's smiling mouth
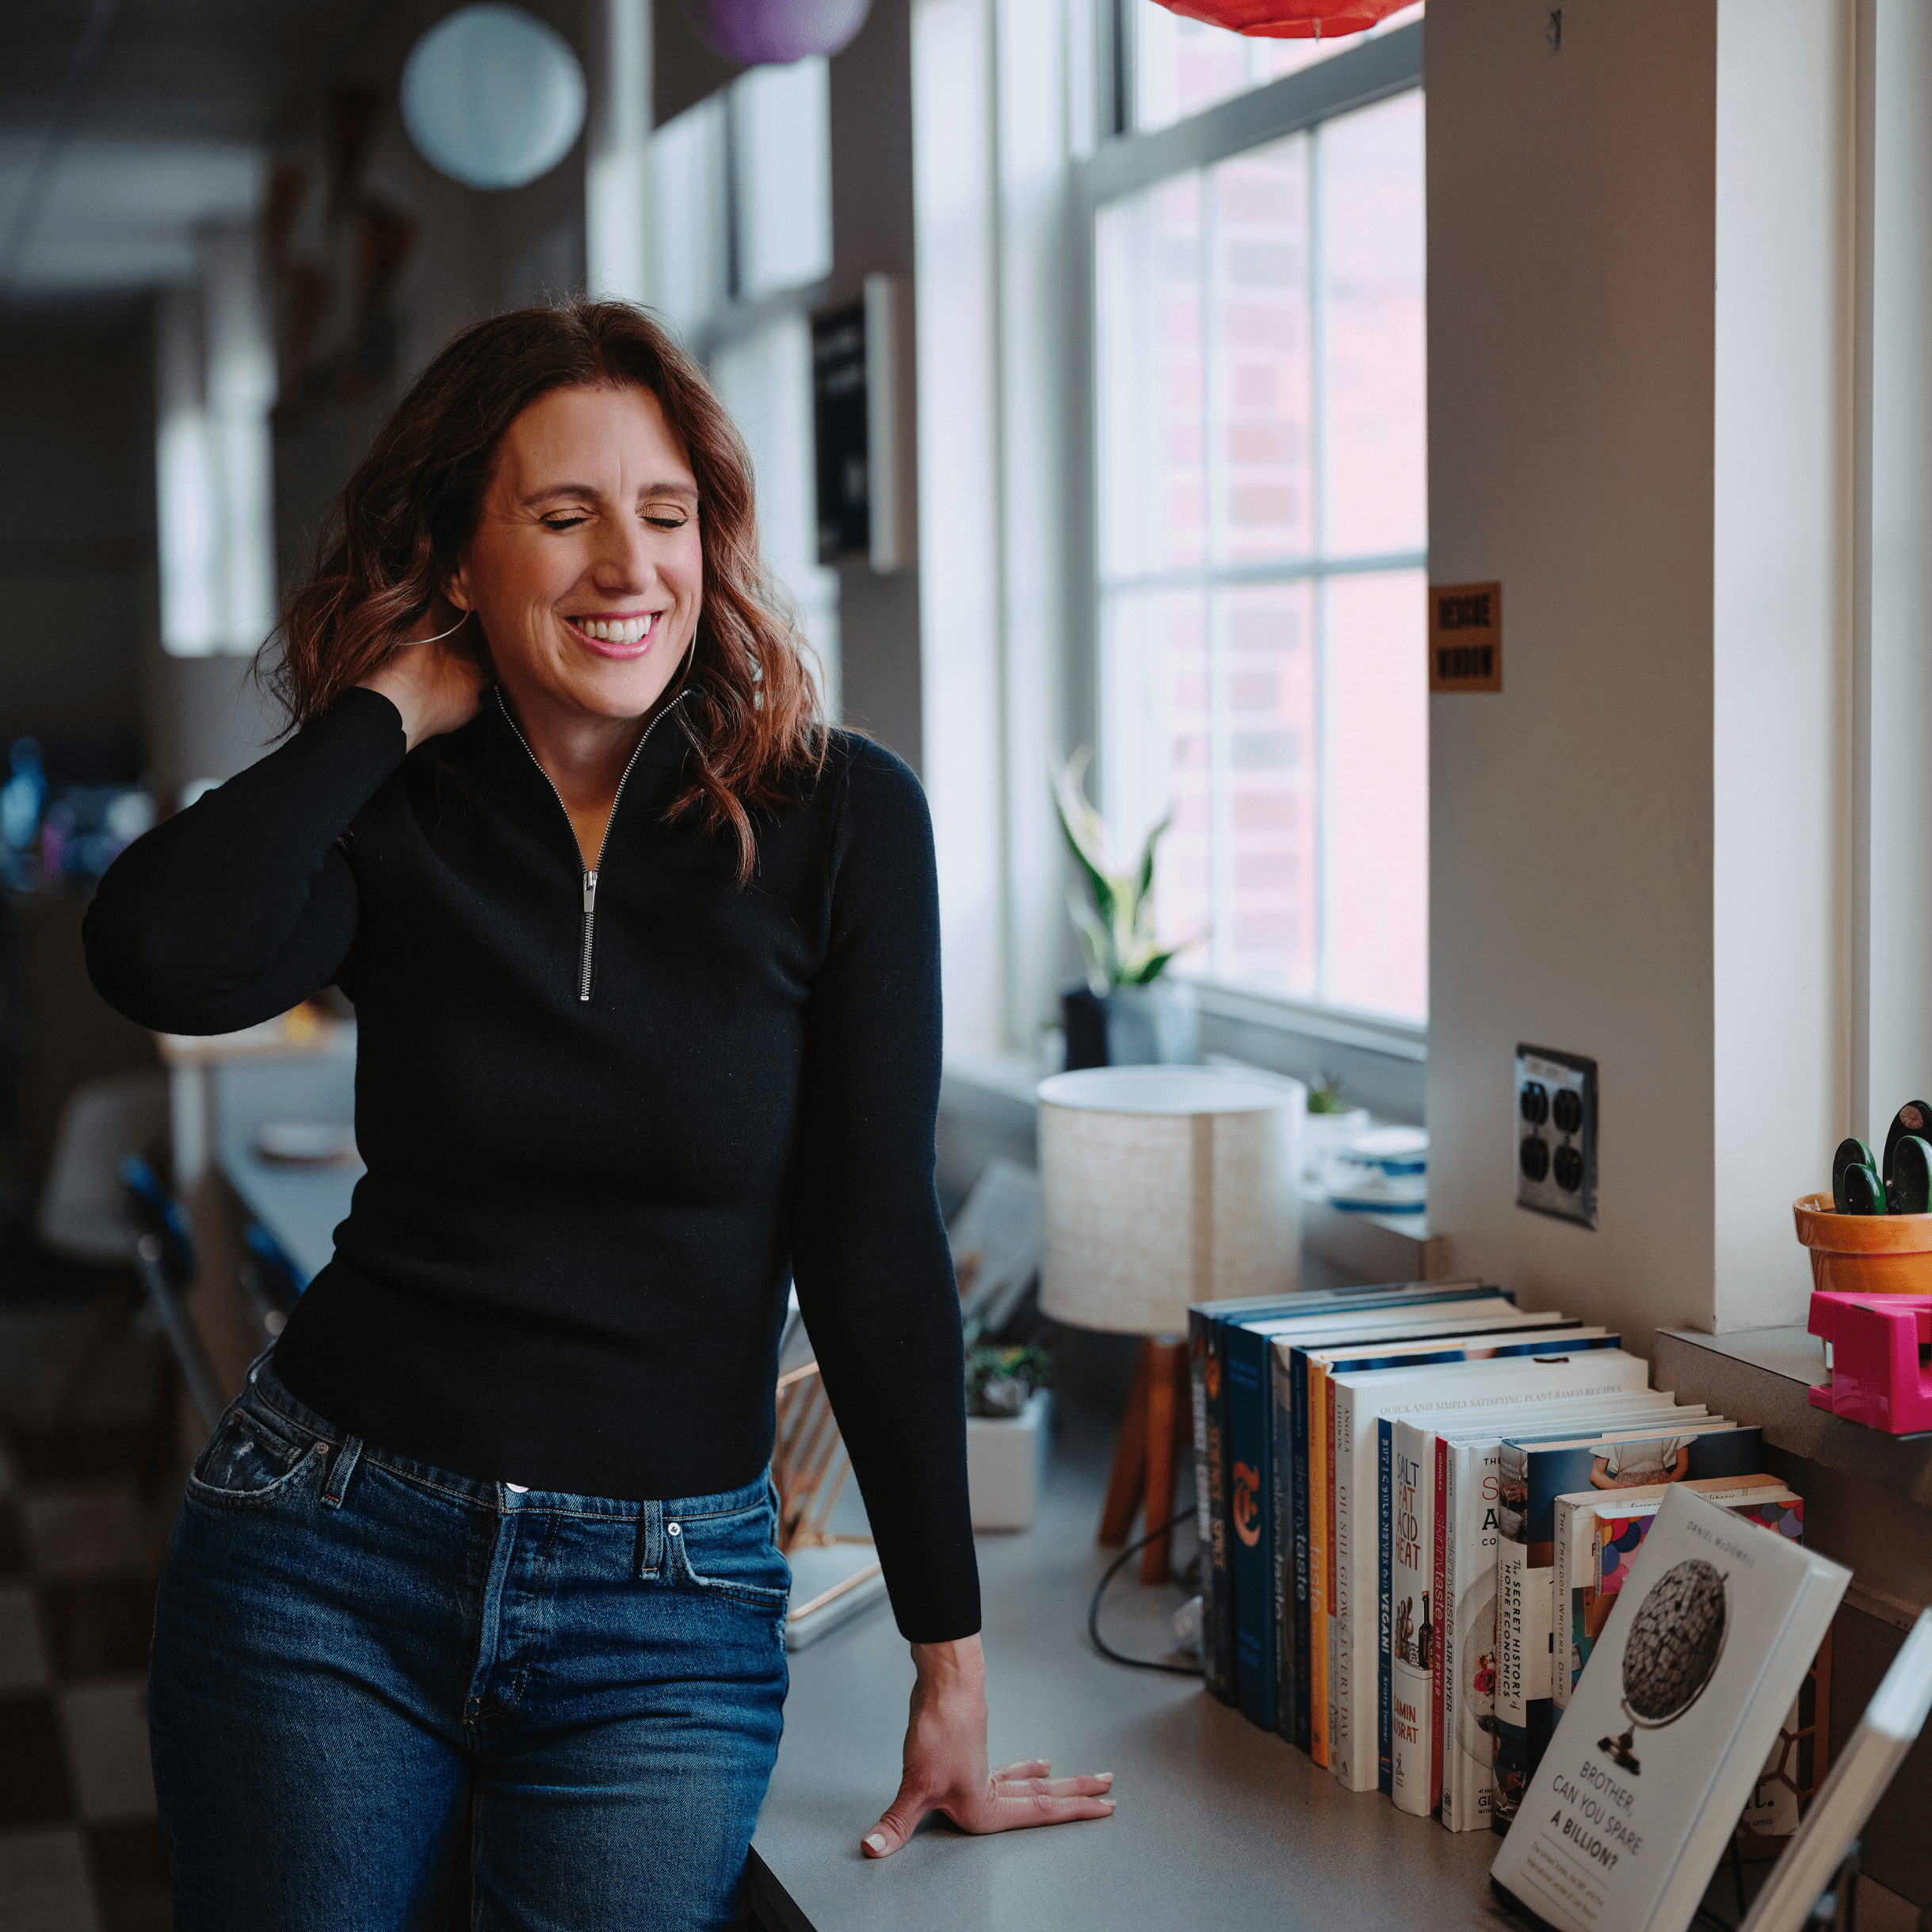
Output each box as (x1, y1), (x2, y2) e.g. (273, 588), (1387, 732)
(566, 612), (658, 655)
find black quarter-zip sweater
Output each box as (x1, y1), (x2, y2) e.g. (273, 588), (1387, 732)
(84, 686), (979, 1642)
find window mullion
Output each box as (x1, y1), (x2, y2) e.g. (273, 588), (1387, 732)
(1310, 118), (1334, 1007)
(1203, 164), (1235, 983)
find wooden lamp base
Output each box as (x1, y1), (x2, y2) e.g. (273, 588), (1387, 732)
(1097, 1334), (1193, 1583)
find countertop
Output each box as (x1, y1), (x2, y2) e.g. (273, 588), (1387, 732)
(746, 1396), (1506, 1932)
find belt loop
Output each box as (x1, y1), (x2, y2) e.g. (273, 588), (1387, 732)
(634, 1499), (663, 1579)
(321, 1434), (364, 1510)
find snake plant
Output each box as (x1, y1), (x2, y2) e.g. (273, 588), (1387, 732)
(1051, 748), (1198, 993)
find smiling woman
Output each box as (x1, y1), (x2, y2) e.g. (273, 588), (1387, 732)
(270, 299), (823, 883)
(82, 300), (1113, 1932)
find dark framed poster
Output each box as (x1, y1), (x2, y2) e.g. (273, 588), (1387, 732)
(811, 302), (869, 563)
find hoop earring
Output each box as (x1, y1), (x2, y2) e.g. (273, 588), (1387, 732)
(401, 609), (472, 647)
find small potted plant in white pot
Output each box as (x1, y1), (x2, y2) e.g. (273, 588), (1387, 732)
(1051, 749), (1202, 1068)
(964, 1325), (1054, 1533)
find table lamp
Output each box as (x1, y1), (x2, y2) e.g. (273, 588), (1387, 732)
(1037, 1065), (1304, 1580)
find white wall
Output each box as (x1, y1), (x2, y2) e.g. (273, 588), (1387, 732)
(1426, 1), (1723, 1351)
(1856, 0), (1932, 1154)
(1712, 0), (1851, 1331)
(1427, 0), (1866, 1349)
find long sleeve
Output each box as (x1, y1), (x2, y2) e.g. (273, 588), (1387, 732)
(85, 688), (407, 1035)
(788, 743), (982, 1643)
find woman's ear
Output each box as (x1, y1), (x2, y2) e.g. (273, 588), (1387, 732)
(443, 567), (472, 614)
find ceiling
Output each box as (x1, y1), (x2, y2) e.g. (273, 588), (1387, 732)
(0, 0), (393, 297)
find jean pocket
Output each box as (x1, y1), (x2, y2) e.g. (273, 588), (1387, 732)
(185, 1402), (324, 1510)
(673, 1503), (792, 1612)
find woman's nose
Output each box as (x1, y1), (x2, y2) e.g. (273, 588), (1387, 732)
(593, 518), (657, 590)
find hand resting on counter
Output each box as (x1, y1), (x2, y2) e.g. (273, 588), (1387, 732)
(861, 1634), (1115, 1858)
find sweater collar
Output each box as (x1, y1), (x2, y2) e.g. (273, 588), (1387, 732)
(479, 684), (698, 783)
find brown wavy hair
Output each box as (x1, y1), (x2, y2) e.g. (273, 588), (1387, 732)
(264, 298), (825, 881)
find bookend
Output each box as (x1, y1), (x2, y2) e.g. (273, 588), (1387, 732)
(1806, 1291), (1932, 1434)
(771, 1357), (888, 1650)
(1736, 1632), (1832, 1864)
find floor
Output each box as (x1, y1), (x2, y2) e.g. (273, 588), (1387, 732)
(0, 1239), (177, 1932)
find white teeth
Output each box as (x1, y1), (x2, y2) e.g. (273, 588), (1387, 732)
(575, 615), (655, 644)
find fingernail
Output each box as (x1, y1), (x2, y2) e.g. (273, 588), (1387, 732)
(1097, 1771), (1114, 1783)
(1099, 1798), (1116, 1812)
(865, 1833), (888, 1854)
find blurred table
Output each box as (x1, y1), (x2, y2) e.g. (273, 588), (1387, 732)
(152, 1008), (355, 1399)
(212, 1039), (359, 1285)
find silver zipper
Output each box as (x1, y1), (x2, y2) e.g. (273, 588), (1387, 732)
(494, 688), (684, 1003)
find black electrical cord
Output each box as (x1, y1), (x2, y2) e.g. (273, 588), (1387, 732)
(1086, 1507), (1204, 1676)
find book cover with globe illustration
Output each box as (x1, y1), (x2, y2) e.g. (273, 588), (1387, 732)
(1491, 1485), (1847, 1932)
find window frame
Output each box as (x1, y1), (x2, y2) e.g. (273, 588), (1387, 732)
(1067, 14), (1427, 1067)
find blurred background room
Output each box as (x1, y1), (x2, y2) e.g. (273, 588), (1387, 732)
(2, 0), (1926, 1926)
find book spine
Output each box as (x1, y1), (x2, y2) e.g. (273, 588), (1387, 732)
(1330, 1379), (1366, 1789)
(1552, 1495), (1588, 1713)
(1191, 1312), (1235, 1705)
(1491, 1537), (1550, 1835)
(1289, 1345), (1312, 1751)
(1552, 1495), (1572, 1714)
(1224, 1323), (1273, 1731)
(1444, 1441), (1501, 1834)
(1182, 1313), (1228, 1708)
(1308, 1363), (1331, 1766)
(1325, 1369), (1340, 1766)
(1431, 1430), (1449, 1814)
(1438, 1441), (1460, 1828)
(1388, 1420), (1434, 1817)
(1270, 1346), (1297, 1744)
(1377, 1415), (1394, 1796)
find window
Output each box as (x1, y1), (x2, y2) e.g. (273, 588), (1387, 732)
(650, 57), (833, 341)
(1091, 21), (1426, 1024)
(651, 61), (838, 713)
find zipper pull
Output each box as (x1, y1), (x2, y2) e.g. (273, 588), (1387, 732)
(583, 869), (598, 913)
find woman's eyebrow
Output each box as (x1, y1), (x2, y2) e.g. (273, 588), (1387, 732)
(520, 480), (700, 507)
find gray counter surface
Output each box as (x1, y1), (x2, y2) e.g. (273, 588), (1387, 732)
(748, 1398), (1506, 1931)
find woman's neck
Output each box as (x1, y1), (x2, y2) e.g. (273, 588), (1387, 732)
(498, 682), (651, 870)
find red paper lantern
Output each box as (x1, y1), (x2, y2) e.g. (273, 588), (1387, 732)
(1155, 0), (1407, 37)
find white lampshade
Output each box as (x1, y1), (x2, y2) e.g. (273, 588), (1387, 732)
(1037, 1065), (1305, 1337)
(402, 6), (587, 192)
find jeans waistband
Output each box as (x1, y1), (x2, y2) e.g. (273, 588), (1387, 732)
(242, 1350), (773, 1524)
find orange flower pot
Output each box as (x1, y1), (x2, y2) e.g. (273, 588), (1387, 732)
(1792, 1193), (1932, 1294)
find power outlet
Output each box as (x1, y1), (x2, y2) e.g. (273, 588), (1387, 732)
(1516, 1044), (1597, 1228)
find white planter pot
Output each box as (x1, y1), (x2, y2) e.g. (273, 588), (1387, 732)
(966, 1390), (1051, 1532)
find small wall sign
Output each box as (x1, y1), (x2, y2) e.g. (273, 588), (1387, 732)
(1428, 581), (1502, 692)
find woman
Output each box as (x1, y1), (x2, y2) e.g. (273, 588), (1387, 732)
(86, 300), (1111, 1930)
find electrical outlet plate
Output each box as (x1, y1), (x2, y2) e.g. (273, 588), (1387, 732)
(1515, 1043), (1598, 1228)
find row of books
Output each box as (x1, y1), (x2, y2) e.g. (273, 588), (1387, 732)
(1187, 1279), (1788, 1835)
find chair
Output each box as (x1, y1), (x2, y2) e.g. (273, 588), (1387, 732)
(38, 1069), (170, 1426)
(119, 1156), (222, 1434)
(239, 1220), (307, 1337)
(35, 1067), (168, 1268)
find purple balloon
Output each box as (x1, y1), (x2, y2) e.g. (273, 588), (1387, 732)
(684, 0), (872, 64)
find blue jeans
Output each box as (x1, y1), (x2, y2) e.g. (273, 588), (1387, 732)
(150, 1357), (790, 1930)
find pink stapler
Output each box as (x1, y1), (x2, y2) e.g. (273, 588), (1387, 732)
(1807, 1290), (1932, 1433)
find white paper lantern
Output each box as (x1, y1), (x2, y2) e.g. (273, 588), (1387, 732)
(403, 5), (588, 192)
